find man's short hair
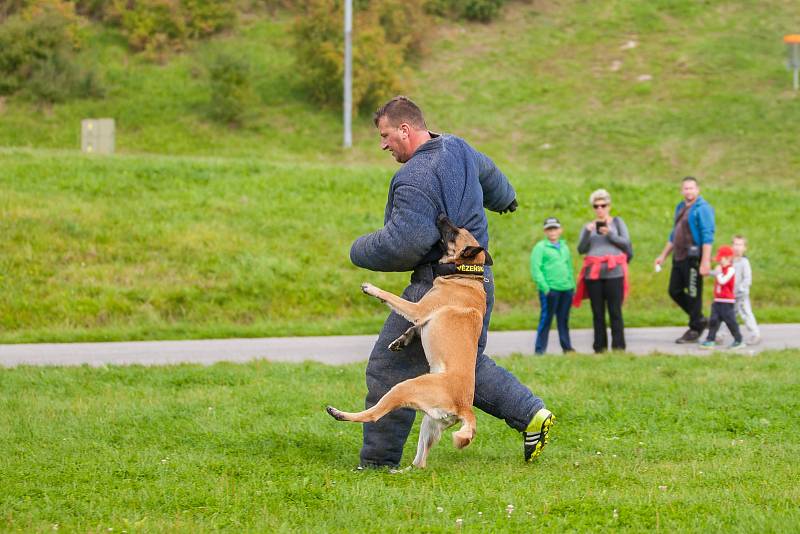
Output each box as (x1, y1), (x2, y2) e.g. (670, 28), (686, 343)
(732, 234), (747, 243)
(373, 96), (427, 130)
(682, 176), (699, 186)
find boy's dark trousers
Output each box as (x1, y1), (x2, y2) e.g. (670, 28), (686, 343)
(668, 258), (706, 332)
(534, 289), (574, 354)
(706, 301), (743, 342)
(359, 264), (543, 468)
(586, 277), (625, 352)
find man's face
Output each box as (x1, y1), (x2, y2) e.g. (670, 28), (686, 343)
(377, 116), (412, 163)
(681, 180), (699, 203)
(544, 227), (562, 242)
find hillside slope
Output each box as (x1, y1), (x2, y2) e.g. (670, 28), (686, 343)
(1, 1), (798, 181)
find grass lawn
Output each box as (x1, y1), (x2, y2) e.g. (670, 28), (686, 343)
(1, 351), (799, 532)
(1, 148), (797, 343)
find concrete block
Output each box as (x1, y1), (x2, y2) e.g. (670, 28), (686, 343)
(81, 118), (115, 154)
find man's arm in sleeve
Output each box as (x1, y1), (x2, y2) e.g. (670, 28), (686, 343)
(473, 147), (517, 213)
(668, 202), (681, 243)
(349, 184), (440, 272)
(566, 247), (576, 289)
(530, 243), (549, 294)
(698, 203), (715, 245)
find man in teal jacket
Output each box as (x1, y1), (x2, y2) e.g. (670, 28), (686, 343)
(530, 217), (576, 354)
(654, 176), (716, 343)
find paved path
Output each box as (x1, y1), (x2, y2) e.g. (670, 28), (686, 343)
(0, 324), (797, 368)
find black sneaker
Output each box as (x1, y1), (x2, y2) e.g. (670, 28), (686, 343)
(675, 329), (701, 344)
(523, 408), (554, 462)
(698, 316), (709, 333)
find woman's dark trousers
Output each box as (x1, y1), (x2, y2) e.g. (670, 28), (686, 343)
(586, 277), (626, 353)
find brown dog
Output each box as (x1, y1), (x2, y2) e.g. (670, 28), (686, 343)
(326, 215), (491, 469)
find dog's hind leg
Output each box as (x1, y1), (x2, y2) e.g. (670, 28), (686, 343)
(326, 374), (447, 424)
(412, 414), (454, 468)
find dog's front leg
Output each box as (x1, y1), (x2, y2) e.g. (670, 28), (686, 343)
(361, 282), (421, 324)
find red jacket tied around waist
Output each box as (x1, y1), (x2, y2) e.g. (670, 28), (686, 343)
(572, 253), (630, 307)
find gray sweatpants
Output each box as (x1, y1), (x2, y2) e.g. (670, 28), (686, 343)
(735, 293), (760, 337)
(360, 264), (543, 468)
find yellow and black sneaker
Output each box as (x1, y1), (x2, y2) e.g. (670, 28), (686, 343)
(523, 408), (554, 462)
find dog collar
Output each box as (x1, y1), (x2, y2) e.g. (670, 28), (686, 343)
(432, 263), (486, 278)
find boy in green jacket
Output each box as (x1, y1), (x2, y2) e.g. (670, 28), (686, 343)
(531, 217), (576, 355)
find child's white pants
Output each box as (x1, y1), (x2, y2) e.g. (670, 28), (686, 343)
(735, 293), (760, 337)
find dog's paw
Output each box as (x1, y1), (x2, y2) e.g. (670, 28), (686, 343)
(326, 405), (346, 421)
(390, 465), (415, 474)
(388, 338), (404, 352)
(361, 282), (377, 296)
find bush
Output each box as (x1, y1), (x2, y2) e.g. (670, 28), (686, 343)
(0, 0), (27, 22)
(104, 0), (237, 60)
(207, 52), (257, 126)
(0, 5), (101, 103)
(292, 0), (428, 113)
(24, 51), (103, 103)
(425, 0), (506, 22)
(371, 0), (431, 60)
(463, 0), (505, 22)
(74, 0), (108, 19)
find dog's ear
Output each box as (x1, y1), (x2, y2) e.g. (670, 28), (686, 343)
(460, 246), (483, 259)
(460, 246), (492, 265)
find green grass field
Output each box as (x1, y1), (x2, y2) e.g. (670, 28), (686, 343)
(0, 147), (797, 342)
(2, 351), (798, 532)
(1, 1), (799, 342)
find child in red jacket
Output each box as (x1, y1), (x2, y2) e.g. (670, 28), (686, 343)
(701, 246), (744, 349)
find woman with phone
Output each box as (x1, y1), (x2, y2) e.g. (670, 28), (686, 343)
(573, 189), (633, 353)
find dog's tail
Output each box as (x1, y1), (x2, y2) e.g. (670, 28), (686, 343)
(452, 411), (476, 449)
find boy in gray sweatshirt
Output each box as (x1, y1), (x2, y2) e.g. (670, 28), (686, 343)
(732, 235), (760, 343)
